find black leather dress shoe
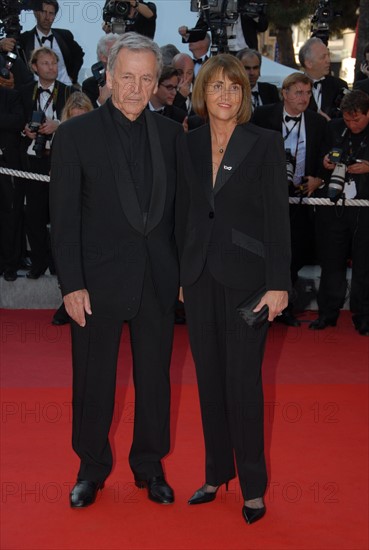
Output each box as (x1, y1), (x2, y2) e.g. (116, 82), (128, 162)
(275, 311), (301, 327)
(135, 475), (174, 504)
(242, 504), (266, 524)
(26, 267), (47, 280)
(3, 270), (17, 282)
(70, 480), (103, 508)
(309, 317), (337, 330)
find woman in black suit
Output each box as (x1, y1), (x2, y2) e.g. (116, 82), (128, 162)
(176, 54), (291, 524)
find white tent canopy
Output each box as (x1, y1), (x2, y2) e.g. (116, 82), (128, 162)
(259, 56), (301, 88)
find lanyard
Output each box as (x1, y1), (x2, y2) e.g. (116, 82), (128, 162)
(283, 117), (302, 158)
(32, 83), (58, 114)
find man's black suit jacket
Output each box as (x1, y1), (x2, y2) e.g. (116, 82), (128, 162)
(82, 76), (99, 108)
(0, 88), (25, 164)
(19, 27), (84, 84)
(354, 78), (369, 95)
(307, 74), (348, 118)
(50, 102), (182, 320)
(176, 123), (291, 293)
(252, 102), (327, 191)
(257, 82), (280, 105)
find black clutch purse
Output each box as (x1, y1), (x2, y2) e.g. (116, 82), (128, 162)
(237, 287), (269, 329)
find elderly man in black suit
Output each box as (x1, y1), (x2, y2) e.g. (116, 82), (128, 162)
(50, 33), (182, 508)
(19, 47), (77, 279)
(252, 72), (326, 326)
(236, 48), (280, 111)
(19, 0), (84, 85)
(298, 37), (347, 121)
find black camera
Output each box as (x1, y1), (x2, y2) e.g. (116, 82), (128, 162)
(103, 0), (134, 33)
(238, 0), (267, 17)
(28, 111), (49, 158)
(91, 61), (106, 88)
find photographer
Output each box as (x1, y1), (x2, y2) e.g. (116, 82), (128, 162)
(310, 90), (369, 336)
(82, 33), (119, 108)
(252, 73), (327, 326)
(19, 47), (77, 279)
(102, 0), (157, 39)
(19, 0), (85, 85)
(179, 1), (268, 54)
(0, 39), (34, 90)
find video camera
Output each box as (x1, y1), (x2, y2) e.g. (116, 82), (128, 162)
(310, 0), (342, 45)
(103, 0), (134, 34)
(0, 0), (42, 78)
(189, 0), (267, 53)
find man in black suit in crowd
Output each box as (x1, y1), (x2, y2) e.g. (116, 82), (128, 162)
(310, 90), (369, 336)
(236, 48), (280, 111)
(252, 72), (326, 326)
(19, 47), (76, 279)
(50, 33), (182, 508)
(172, 53), (195, 115)
(298, 37), (348, 121)
(148, 66), (186, 123)
(19, 0), (84, 85)
(82, 33), (119, 109)
(0, 86), (25, 281)
(0, 38), (34, 90)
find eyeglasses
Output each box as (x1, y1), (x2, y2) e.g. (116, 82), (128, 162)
(206, 82), (241, 94)
(160, 84), (178, 92)
(286, 89), (312, 98)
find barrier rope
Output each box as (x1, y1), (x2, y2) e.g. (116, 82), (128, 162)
(1, 167), (369, 206)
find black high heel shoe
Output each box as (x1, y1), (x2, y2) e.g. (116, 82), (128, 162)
(242, 502), (266, 524)
(188, 482), (229, 505)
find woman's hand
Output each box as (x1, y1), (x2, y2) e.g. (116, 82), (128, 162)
(253, 290), (288, 322)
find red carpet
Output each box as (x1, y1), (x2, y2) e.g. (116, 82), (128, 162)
(1, 309), (368, 550)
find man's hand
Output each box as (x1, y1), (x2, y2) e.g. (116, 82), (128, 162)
(0, 73), (14, 89)
(97, 83), (112, 106)
(253, 290), (288, 322)
(39, 118), (60, 134)
(302, 176), (324, 196)
(0, 37), (16, 53)
(347, 159), (369, 175)
(23, 125), (37, 140)
(63, 289), (92, 327)
(323, 154), (335, 171)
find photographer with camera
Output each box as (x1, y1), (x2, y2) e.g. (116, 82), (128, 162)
(19, 47), (77, 279)
(298, 37), (348, 121)
(179, 1), (268, 55)
(19, 0), (84, 85)
(102, 0), (157, 38)
(82, 34), (119, 108)
(310, 90), (369, 336)
(252, 72), (327, 326)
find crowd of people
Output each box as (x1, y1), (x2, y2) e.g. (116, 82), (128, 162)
(1, 0), (369, 523)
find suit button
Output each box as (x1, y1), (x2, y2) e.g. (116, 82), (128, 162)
(209, 211), (214, 219)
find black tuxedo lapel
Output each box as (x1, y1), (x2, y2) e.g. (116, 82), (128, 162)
(214, 124), (260, 195)
(304, 111), (314, 174)
(144, 110), (167, 235)
(52, 30), (69, 65)
(188, 124), (214, 208)
(99, 103), (145, 234)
